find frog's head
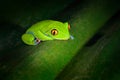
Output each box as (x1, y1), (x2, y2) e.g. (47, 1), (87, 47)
(22, 32), (40, 45)
(42, 21), (71, 40)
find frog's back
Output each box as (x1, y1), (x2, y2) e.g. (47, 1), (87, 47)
(27, 20), (54, 32)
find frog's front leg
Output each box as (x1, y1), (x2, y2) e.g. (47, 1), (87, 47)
(35, 30), (53, 41)
(22, 31), (41, 45)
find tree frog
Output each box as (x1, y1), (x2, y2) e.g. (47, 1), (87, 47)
(21, 20), (71, 45)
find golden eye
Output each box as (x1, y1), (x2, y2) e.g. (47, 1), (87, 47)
(51, 29), (58, 35)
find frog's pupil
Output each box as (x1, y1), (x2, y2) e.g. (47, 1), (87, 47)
(53, 31), (55, 35)
(51, 29), (58, 35)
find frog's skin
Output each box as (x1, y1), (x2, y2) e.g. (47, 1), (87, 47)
(21, 20), (71, 45)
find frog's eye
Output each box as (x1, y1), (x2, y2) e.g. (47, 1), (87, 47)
(68, 24), (70, 30)
(51, 29), (58, 36)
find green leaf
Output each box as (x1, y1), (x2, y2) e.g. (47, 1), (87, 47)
(0, 0), (120, 80)
(56, 12), (120, 80)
